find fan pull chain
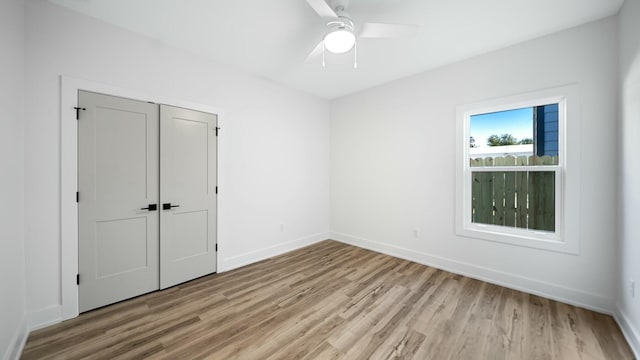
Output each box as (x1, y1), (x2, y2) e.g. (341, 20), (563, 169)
(354, 41), (358, 69)
(322, 42), (326, 68)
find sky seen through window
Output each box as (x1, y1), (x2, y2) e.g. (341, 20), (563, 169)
(470, 108), (533, 148)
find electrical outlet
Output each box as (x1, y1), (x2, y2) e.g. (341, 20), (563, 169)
(631, 279), (635, 298)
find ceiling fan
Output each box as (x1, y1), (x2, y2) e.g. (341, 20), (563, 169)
(305, 0), (418, 68)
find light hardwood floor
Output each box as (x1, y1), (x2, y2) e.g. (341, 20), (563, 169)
(22, 240), (633, 359)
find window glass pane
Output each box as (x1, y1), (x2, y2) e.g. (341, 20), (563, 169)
(471, 170), (555, 232)
(470, 105), (559, 167)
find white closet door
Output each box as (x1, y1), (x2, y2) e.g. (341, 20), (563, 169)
(160, 105), (217, 289)
(78, 91), (160, 312)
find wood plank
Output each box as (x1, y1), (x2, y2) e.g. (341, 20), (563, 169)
(474, 157), (494, 225)
(540, 155), (555, 231)
(504, 155), (517, 227)
(483, 287), (526, 360)
(522, 294), (554, 359)
(448, 282), (502, 358)
(526, 157), (555, 232)
(493, 157), (507, 226)
(516, 157), (529, 229)
(471, 158), (483, 224)
(549, 300), (603, 359)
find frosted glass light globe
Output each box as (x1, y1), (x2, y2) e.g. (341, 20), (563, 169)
(324, 29), (356, 54)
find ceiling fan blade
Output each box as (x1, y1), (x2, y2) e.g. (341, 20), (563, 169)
(305, 40), (324, 62)
(305, 0), (338, 18)
(359, 22), (418, 38)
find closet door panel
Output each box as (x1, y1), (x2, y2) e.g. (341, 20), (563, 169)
(160, 105), (217, 289)
(78, 91), (160, 312)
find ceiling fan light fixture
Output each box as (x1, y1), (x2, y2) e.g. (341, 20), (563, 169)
(324, 23), (356, 54)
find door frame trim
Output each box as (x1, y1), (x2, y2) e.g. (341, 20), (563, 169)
(61, 76), (223, 320)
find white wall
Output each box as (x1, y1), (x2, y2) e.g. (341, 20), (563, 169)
(24, 0), (330, 326)
(617, 0), (640, 355)
(331, 17), (618, 312)
(0, 0), (28, 358)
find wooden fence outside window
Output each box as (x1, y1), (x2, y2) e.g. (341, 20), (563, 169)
(470, 155), (558, 232)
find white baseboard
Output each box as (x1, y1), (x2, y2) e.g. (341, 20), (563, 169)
(220, 232), (329, 272)
(3, 315), (28, 360)
(615, 305), (640, 359)
(331, 232), (614, 314)
(28, 305), (62, 331)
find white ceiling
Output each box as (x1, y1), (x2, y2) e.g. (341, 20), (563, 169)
(48, 0), (623, 99)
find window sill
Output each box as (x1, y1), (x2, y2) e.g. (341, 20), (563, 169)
(456, 225), (578, 254)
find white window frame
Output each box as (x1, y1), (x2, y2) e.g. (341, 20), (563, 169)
(455, 86), (579, 254)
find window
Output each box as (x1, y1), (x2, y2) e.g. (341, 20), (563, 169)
(456, 88), (575, 252)
(470, 104), (559, 233)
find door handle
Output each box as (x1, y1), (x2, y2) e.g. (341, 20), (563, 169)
(140, 204), (158, 211)
(162, 203), (180, 210)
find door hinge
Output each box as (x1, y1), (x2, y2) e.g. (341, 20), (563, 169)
(76, 192), (79, 203)
(76, 274), (80, 285)
(215, 186), (218, 194)
(215, 127), (220, 136)
(73, 107), (86, 120)
(215, 244), (218, 252)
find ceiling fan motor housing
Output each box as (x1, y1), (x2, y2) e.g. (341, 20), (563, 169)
(327, 17), (354, 33)
(330, 0), (350, 13)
